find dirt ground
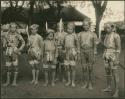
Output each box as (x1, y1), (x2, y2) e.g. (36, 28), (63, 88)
(1, 48), (125, 98)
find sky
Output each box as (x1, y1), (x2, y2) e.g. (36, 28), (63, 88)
(75, 1), (124, 27)
(1, 1), (124, 25)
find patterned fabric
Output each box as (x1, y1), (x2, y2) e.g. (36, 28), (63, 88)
(4, 32), (25, 66)
(43, 39), (57, 65)
(103, 32), (121, 69)
(28, 34), (43, 64)
(55, 31), (67, 64)
(57, 48), (65, 63)
(81, 49), (94, 66)
(64, 33), (78, 66)
(5, 32), (25, 57)
(78, 31), (97, 50)
(28, 47), (41, 60)
(5, 33), (25, 48)
(103, 49), (116, 62)
(65, 48), (77, 61)
(104, 32), (121, 53)
(103, 50), (119, 70)
(5, 53), (18, 66)
(64, 33), (78, 49)
(55, 31), (67, 47)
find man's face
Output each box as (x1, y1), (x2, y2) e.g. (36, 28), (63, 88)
(31, 28), (37, 34)
(10, 25), (16, 33)
(67, 27), (74, 34)
(105, 25), (112, 34)
(57, 28), (63, 32)
(47, 33), (53, 40)
(82, 21), (90, 31)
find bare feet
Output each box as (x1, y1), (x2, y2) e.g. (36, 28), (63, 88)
(102, 87), (112, 92)
(3, 82), (10, 87)
(113, 91), (119, 98)
(43, 82), (48, 87)
(51, 82), (55, 87)
(71, 82), (76, 87)
(65, 81), (71, 86)
(11, 82), (18, 87)
(88, 83), (93, 90)
(81, 83), (88, 89)
(30, 80), (35, 84)
(34, 81), (39, 85)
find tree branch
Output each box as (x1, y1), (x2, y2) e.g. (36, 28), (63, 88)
(9, 0), (13, 7)
(15, 0), (19, 8)
(101, 1), (108, 14)
(91, 0), (96, 8)
(21, 1), (25, 7)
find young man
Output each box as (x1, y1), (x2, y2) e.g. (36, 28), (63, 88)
(3, 22), (25, 86)
(78, 19), (97, 90)
(102, 23), (121, 98)
(43, 29), (57, 87)
(63, 22), (78, 87)
(54, 22), (67, 83)
(28, 24), (43, 85)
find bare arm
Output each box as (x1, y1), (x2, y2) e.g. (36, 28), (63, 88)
(38, 36), (44, 56)
(76, 33), (81, 53)
(18, 34), (25, 51)
(115, 34), (121, 53)
(93, 33), (98, 54)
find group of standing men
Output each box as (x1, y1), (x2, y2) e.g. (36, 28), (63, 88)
(1, 18), (121, 97)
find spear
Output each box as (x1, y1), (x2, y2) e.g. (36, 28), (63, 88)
(26, 25), (29, 40)
(46, 21), (48, 31)
(59, 18), (62, 33)
(26, 25), (30, 47)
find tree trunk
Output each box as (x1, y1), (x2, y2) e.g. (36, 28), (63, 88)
(95, 18), (100, 37)
(95, 12), (102, 38)
(29, 0), (35, 25)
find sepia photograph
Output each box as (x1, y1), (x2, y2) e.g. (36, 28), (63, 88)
(1, 0), (125, 98)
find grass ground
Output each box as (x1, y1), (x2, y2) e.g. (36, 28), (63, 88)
(1, 47), (125, 98)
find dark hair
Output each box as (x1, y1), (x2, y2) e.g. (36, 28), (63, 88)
(82, 18), (91, 26)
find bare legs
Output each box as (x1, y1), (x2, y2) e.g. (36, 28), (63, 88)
(12, 67), (18, 86)
(103, 62), (119, 97)
(4, 66), (18, 87)
(31, 64), (40, 85)
(4, 67), (11, 86)
(43, 64), (56, 87)
(81, 65), (93, 90)
(65, 65), (76, 87)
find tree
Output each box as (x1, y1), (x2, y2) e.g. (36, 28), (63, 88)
(1, 0), (29, 24)
(91, 0), (108, 38)
(29, 0), (35, 25)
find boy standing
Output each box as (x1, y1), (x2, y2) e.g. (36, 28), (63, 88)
(78, 19), (97, 90)
(28, 24), (43, 85)
(102, 23), (121, 98)
(63, 22), (78, 87)
(43, 29), (57, 87)
(3, 22), (25, 86)
(55, 22), (67, 83)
